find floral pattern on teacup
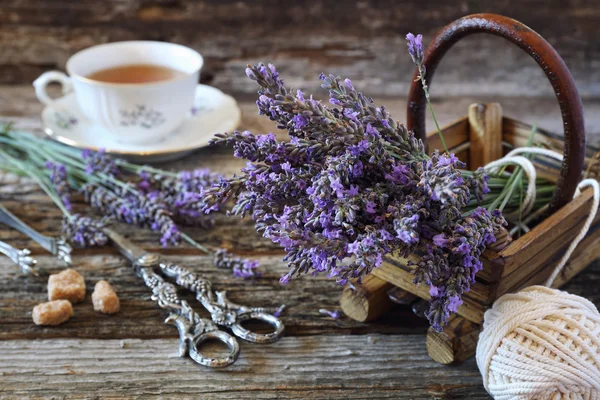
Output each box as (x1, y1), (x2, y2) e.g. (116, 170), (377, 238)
(119, 105), (165, 129)
(54, 112), (78, 130)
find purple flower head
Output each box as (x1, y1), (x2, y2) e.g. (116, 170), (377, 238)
(273, 304), (286, 318)
(62, 214), (111, 248)
(437, 153), (459, 167)
(406, 33), (424, 64)
(279, 273), (292, 285)
(346, 184), (359, 197)
(365, 201), (377, 214)
(45, 161), (72, 211)
(214, 249), (262, 279)
(329, 97), (343, 107)
(329, 176), (345, 198)
(344, 78), (354, 91)
(447, 295), (463, 313)
(432, 233), (449, 248)
(245, 67), (257, 80)
(82, 148), (120, 176)
(319, 309), (341, 319)
(293, 114), (308, 130)
(365, 123), (380, 138)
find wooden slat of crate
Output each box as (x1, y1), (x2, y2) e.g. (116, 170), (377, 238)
(382, 254), (493, 304)
(496, 188), (595, 279)
(381, 189), (598, 311)
(503, 117), (600, 166)
(425, 116), (469, 152)
(372, 262), (486, 324)
(497, 215), (600, 296)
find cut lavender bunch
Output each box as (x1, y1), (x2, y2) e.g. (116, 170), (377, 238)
(203, 62), (506, 330)
(0, 127), (263, 280)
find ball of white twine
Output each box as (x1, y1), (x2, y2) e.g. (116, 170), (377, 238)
(476, 148), (600, 400)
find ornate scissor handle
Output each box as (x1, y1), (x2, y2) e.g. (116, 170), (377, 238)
(160, 262), (285, 344)
(139, 267), (240, 368)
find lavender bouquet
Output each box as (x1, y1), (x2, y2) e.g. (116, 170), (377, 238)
(198, 21), (574, 328)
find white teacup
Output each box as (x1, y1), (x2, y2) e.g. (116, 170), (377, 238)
(33, 41), (203, 145)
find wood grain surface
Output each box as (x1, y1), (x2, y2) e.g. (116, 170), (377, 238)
(0, 84), (600, 398)
(1, 0), (599, 99)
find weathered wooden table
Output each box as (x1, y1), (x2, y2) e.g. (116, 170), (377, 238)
(1, 85), (599, 399)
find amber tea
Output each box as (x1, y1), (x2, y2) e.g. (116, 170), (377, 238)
(86, 64), (185, 84)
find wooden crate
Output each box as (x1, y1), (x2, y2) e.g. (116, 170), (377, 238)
(340, 104), (600, 363)
(340, 13), (600, 365)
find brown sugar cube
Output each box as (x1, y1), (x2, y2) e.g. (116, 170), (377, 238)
(92, 280), (120, 314)
(32, 300), (73, 326)
(48, 268), (86, 303)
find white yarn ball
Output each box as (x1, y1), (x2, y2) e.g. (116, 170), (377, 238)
(476, 285), (600, 400)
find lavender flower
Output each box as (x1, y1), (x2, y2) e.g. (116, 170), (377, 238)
(82, 149), (120, 176)
(273, 304), (286, 318)
(137, 168), (223, 227)
(45, 161), (72, 211)
(406, 33), (424, 65)
(213, 248), (262, 279)
(203, 63), (503, 329)
(62, 214), (111, 248)
(83, 184), (181, 247)
(319, 309), (341, 319)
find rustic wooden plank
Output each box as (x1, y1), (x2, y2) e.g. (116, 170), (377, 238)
(0, 253), (429, 340)
(468, 103), (503, 169)
(0, 0), (599, 104)
(0, 335), (490, 399)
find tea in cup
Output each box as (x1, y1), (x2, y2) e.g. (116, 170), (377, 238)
(33, 41), (203, 145)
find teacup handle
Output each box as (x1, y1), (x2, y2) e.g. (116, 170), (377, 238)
(33, 71), (73, 106)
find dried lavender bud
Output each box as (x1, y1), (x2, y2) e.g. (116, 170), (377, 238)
(137, 168), (223, 227)
(406, 33), (424, 65)
(83, 184), (181, 247)
(273, 304), (286, 318)
(45, 161), (72, 211)
(62, 214), (111, 248)
(213, 249), (261, 279)
(82, 149), (120, 176)
(319, 309), (341, 319)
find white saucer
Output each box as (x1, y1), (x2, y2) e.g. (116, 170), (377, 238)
(42, 84), (241, 163)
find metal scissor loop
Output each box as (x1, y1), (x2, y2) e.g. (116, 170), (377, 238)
(160, 263), (285, 344)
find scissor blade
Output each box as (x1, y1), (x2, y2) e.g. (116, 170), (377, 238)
(103, 227), (149, 263)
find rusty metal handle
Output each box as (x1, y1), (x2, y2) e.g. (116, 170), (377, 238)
(407, 13), (586, 213)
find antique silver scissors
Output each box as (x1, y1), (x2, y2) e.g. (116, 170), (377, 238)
(103, 227), (284, 368)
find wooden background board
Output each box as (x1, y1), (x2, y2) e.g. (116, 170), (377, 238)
(1, 0), (600, 98)
(0, 84), (599, 398)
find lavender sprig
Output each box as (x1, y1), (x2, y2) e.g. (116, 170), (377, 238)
(213, 249), (262, 279)
(62, 214), (111, 248)
(406, 32), (448, 153)
(45, 161), (72, 211)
